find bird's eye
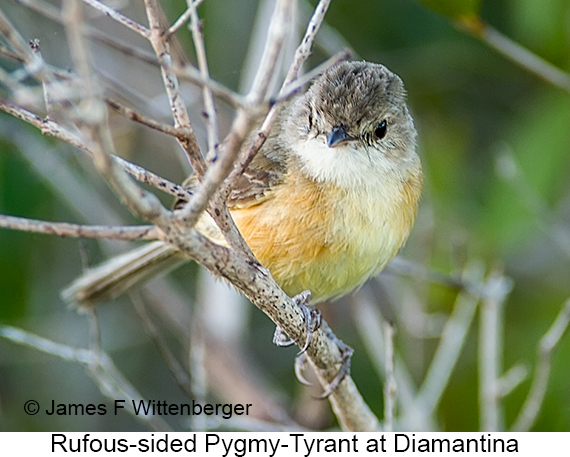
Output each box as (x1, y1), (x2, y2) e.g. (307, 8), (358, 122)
(374, 120), (387, 139)
(308, 112), (313, 130)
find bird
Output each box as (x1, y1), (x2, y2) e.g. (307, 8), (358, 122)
(62, 61), (423, 321)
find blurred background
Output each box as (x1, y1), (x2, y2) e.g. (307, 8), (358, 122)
(1, 0), (570, 431)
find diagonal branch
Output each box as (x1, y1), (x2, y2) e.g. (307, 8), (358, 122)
(0, 324), (172, 431)
(512, 298), (570, 432)
(457, 17), (570, 95)
(0, 100), (192, 202)
(80, 0), (151, 38)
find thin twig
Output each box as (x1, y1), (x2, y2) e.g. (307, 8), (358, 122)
(479, 270), (513, 432)
(175, 0), (294, 241)
(495, 145), (570, 259)
(245, 0), (293, 105)
(457, 17), (570, 95)
(496, 364), (528, 398)
(165, 0), (206, 38)
(130, 290), (194, 399)
(221, 0), (336, 197)
(512, 298), (570, 432)
(351, 287), (427, 430)
(143, 0), (206, 176)
(13, 0), (160, 68)
(174, 64), (244, 108)
(105, 98), (194, 139)
(28, 39), (54, 118)
(0, 215), (159, 240)
(285, 0), (331, 83)
(0, 7), (32, 60)
(0, 324), (172, 431)
(80, 0), (151, 38)
(383, 321), (396, 432)
(414, 263), (484, 416)
(0, 100), (192, 202)
(187, 0), (219, 162)
(64, 0), (169, 224)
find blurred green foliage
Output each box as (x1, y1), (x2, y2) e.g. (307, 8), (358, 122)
(418, 0), (480, 19)
(1, 0), (570, 432)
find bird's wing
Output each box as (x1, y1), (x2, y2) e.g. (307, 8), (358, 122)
(226, 133), (288, 209)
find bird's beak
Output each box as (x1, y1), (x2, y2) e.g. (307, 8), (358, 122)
(326, 126), (353, 148)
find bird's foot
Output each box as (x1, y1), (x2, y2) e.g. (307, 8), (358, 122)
(315, 333), (353, 399)
(293, 333), (354, 398)
(272, 290), (321, 353)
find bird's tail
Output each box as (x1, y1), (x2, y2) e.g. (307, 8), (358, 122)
(61, 241), (186, 308)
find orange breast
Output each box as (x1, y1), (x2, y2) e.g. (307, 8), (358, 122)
(230, 168), (422, 302)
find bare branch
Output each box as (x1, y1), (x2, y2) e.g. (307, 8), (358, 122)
(63, 0), (168, 224)
(165, 0), (206, 38)
(383, 321), (397, 432)
(130, 291), (194, 399)
(105, 98), (194, 140)
(512, 298), (570, 432)
(13, 0), (161, 69)
(351, 287), (424, 429)
(187, 0), (219, 162)
(174, 65), (244, 108)
(0, 215), (158, 240)
(80, 0), (151, 38)
(246, 0), (293, 104)
(497, 364), (528, 398)
(479, 270), (513, 432)
(143, 0), (206, 176)
(0, 7), (32, 60)
(221, 0), (336, 197)
(285, 0), (331, 83)
(457, 17), (570, 95)
(0, 324), (171, 431)
(0, 100), (192, 201)
(414, 263), (484, 416)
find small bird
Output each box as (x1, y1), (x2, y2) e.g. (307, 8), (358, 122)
(63, 61), (423, 313)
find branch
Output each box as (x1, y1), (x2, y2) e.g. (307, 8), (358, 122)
(221, 0), (336, 198)
(12, 0), (161, 68)
(0, 215), (158, 240)
(478, 270), (513, 431)
(105, 98), (194, 139)
(80, 0), (151, 38)
(512, 298), (570, 431)
(143, 0), (206, 176)
(63, 0), (169, 224)
(0, 100), (192, 202)
(174, 0), (295, 248)
(414, 263), (484, 416)
(351, 287), (420, 426)
(0, 324), (172, 431)
(187, 0), (219, 162)
(383, 321), (396, 432)
(4, 0), (381, 432)
(165, 0), (206, 38)
(457, 17), (570, 95)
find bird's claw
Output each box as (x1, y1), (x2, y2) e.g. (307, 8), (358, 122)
(314, 342), (353, 399)
(272, 290), (321, 353)
(294, 352), (312, 386)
